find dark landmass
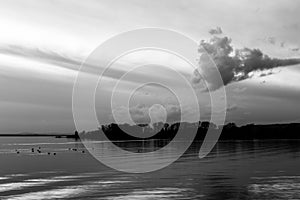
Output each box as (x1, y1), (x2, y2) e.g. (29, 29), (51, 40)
(80, 122), (300, 141)
(0, 131), (79, 139)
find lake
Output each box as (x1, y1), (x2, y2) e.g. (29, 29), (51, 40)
(0, 137), (299, 199)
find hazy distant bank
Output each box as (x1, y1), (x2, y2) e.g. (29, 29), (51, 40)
(0, 133), (78, 139)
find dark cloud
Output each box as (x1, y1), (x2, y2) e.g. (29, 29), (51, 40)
(226, 104), (238, 112)
(0, 44), (119, 77)
(0, 44), (147, 84)
(290, 47), (299, 52)
(209, 27), (223, 35)
(0, 45), (82, 69)
(197, 35), (300, 90)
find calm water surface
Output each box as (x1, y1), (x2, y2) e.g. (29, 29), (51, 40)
(0, 137), (299, 199)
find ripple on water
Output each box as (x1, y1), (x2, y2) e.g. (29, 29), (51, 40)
(105, 188), (203, 200)
(248, 176), (300, 199)
(1, 186), (87, 200)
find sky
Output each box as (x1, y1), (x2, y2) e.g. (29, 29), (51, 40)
(0, 0), (300, 133)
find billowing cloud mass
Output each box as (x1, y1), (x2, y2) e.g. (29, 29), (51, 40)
(196, 34), (300, 90)
(111, 103), (206, 126)
(209, 27), (223, 35)
(112, 104), (181, 125)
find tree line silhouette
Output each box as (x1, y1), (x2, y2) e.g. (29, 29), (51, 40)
(81, 122), (300, 141)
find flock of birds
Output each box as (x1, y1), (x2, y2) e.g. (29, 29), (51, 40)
(15, 147), (85, 155)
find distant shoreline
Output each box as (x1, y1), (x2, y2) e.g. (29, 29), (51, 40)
(0, 134), (78, 138)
